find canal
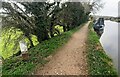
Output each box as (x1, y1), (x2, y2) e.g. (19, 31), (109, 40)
(100, 20), (118, 72)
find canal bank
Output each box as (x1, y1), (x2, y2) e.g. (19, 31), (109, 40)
(100, 20), (118, 71)
(87, 22), (118, 76)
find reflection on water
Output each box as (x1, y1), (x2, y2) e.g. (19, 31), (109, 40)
(100, 20), (118, 71)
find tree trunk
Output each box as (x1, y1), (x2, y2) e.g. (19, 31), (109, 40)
(50, 22), (54, 38)
(26, 35), (34, 48)
(43, 30), (49, 41)
(67, 23), (71, 31)
(36, 29), (49, 43)
(63, 25), (67, 32)
(28, 36), (34, 48)
(50, 14), (56, 38)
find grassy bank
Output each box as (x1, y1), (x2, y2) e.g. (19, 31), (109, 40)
(2, 23), (84, 76)
(87, 22), (118, 76)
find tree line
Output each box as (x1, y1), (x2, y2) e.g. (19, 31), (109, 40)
(1, 0), (103, 58)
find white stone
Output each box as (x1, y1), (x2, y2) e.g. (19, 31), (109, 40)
(19, 40), (28, 53)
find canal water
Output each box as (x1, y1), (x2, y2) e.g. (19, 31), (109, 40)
(100, 20), (118, 71)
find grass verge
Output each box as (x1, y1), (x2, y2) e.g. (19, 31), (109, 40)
(2, 23), (85, 76)
(87, 22), (118, 76)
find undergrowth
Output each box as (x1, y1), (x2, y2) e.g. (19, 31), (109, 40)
(87, 22), (118, 76)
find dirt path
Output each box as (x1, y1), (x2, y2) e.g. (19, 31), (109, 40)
(35, 22), (90, 75)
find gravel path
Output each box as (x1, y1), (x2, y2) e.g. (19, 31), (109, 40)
(35, 22), (90, 75)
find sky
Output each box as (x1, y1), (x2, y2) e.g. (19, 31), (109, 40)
(0, 0), (119, 17)
(96, 0), (119, 17)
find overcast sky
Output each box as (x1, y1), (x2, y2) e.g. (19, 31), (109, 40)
(96, 0), (119, 17)
(0, 0), (119, 17)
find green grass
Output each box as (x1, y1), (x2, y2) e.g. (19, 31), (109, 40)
(2, 24), (82, 76)
(87, 22), (118, 76)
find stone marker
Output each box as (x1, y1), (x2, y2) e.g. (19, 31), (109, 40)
(19, 40), (29, 61)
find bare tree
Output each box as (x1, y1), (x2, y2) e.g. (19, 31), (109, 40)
(83, 0), (104, 14)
